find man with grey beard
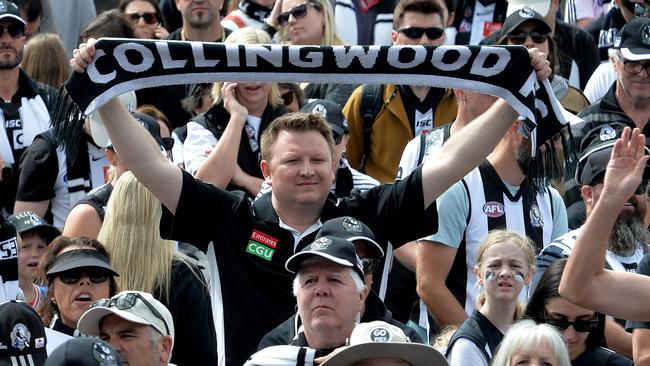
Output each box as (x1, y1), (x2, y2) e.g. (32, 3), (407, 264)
(0, 0), (57, 218)
(534, 122), (649, 359)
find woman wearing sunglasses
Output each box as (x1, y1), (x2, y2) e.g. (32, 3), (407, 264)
(497, 8), (589, 115)
(118, 0), (169, 39)
(37, 236), (119, 336)
(524, 259), (632, 365)
(265, 0), (356, 106)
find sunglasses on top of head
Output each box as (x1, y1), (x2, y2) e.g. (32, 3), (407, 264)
(93, 292), (170, 335)
(395, 26), (445, 40)
(277, 2), (321, 26)
(127, 12), (159, 25)
(507, 30), (549, 44)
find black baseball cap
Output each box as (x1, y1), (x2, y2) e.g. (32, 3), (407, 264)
(7, 211), (61, 244)
(286, 236), (364, 279)
(107, 112), (163, 148)
(46, 249), (119, 277)
(301, 99), (349, 137)
(0, 1), (25, 27)
(0, 300), (47, 366)
(575, 123), (650, 186)
(614, 17), (650, 61)
(501, 7), (551, 37)
(315, 217), (384, 258)
(45, 338), (122, 366)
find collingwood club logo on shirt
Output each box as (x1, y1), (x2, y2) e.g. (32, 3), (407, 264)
(246, 230), (279, 261)
(529, 204), (544, 228)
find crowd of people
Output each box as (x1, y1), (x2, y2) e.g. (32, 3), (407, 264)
(0, 0), (648, 365)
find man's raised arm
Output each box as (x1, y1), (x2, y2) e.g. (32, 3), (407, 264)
(421, 48), (551, 208)
(559, 127), (650, 320)
(71, 39), (183, 213)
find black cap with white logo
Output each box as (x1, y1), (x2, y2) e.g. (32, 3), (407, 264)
(315, 217), (384, 258)
(45, 338), (122, 366)
(0, 1), (25, 27)
(0, 300), (47, 366)
(286, 236), (364, 279)
(614, 17), (650, 61)
(301, 99), (349, 137)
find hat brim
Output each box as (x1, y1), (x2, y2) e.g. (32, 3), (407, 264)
(344, 236), (384, 258)
(620, 48), (650, 61)
(21, 224), (61, 243)
(502, 18), (552, 38)
(46, 257), (119, 277)
(285, 251), (355, 273)
(575, 141), (650, 185)
(322, 343), (448, 366)
(507, 1), (551, 17)
(77, 306), (155, 336)
(0, 14), (26, 26)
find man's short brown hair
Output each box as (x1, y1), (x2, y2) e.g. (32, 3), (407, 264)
(393, 0), (446, 29)
(260, 113), (335, 162)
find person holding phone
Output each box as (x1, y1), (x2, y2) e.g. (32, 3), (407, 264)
(119, 0), (169, 39)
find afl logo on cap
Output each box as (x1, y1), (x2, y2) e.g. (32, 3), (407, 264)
(342, 217), (363, 233)
(642, 24), (650, 46)
(483, 201), (505, 218)
(599, 124), (616, 141)
(311, 237), (332, 250)
(311, 103), (328, 118)
(519, 7), (535, 18)
(369, 327), (392, 342)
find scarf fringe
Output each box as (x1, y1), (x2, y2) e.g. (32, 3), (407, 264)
(50, 86), (86, 163)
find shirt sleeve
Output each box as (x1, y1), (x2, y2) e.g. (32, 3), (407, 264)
(626, 254), (650, 330)
(183, 121), (218, 175)
(448, 338), (489, 366)
(16, 135), (59, 201)
(549, 187), (569, 240)
(422, 181), (469, 248)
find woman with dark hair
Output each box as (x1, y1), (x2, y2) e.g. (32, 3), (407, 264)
(118, 0), (169, 39)
(524, 259), (632, 365)
(36, 236), (119, 336)
(81, 9), (135, 42)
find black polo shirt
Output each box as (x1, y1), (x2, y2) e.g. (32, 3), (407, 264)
(160, 165), (437, 366)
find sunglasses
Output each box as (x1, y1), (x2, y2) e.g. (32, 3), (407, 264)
(0, 23), (24, 38)
(127, 12), (159, 25)
(93, 292), (170, 336)
(161, 137), (174, 151)
(361, 258), (381, 275)
(544, 316), (598, 332)
(277, 2), (321, 26)
(281, 90), (294, 106)
(58, 270), (109, 285)
(395, 27), (444, 40)
(507, 30), (549, 44)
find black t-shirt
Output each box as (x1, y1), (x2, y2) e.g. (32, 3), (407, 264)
(160, 165), (437, 366)
(572, 346), (633, 365)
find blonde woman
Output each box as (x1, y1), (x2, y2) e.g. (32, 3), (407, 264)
(446, 230), (536, 366)
(266, 0), (355, 106)
(21, 34), (70, 88)
(98, 172), (216, 366)
(184, 27), (287, 197)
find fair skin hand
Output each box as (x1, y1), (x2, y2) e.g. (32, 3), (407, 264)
(560, 127), (650, 320)
(297, 261), (368, 349)
(100, 315), (173, 366)
(70, 39), (550, 230)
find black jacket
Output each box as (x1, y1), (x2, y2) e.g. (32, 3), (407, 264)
(257, 291), (423, 350)
(554, 20), (600, 90)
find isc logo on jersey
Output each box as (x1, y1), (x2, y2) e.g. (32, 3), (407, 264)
(483, 201), (505, 218)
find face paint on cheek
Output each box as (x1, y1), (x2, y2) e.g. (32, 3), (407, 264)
(513, 271), (525, 282)
(486, 271), (497, 281)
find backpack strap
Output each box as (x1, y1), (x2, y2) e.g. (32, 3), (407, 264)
(446, 317), (491, 363)
(359, 84), (384, 173)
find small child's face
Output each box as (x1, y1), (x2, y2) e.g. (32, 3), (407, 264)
(17, 231), (48, 281)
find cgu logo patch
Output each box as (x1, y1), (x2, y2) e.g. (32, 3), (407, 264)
(483, 201), (505, 218)
(246, 230), (279, 261)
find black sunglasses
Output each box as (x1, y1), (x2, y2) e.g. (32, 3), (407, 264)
(361, 258), (381, 275)
(281, 90), (294, 106)
(545, 316), (598, 332)
(277, 2), (321, 26)
(58, 269), (109, 285)
(507, 30), (549, 44)
(93, 292), (170, 336)
(0, 23), (24, 38)
(395, 26), (444, 40)
(127, 12), (159, 25)
(161, 137), (174, 151)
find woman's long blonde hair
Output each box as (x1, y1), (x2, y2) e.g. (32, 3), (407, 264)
(278, 0), (344, 46)
(21, 34), (70, 88)
(211, 27), (283, 108)
(98, 172), (204, 303)
(474, 230), (536, 320)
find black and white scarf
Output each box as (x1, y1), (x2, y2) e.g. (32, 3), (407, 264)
(52, 38), (577, 188)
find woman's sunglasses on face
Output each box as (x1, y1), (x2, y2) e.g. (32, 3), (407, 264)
(277, 2), (321, 26)
(127, 12), (159, 25)
(544, 316), (597, 332)
(57, 269), (109, 285)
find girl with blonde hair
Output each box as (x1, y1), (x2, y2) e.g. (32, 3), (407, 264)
(98, 171), (216, 366)
(445, 229), (536, 366)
